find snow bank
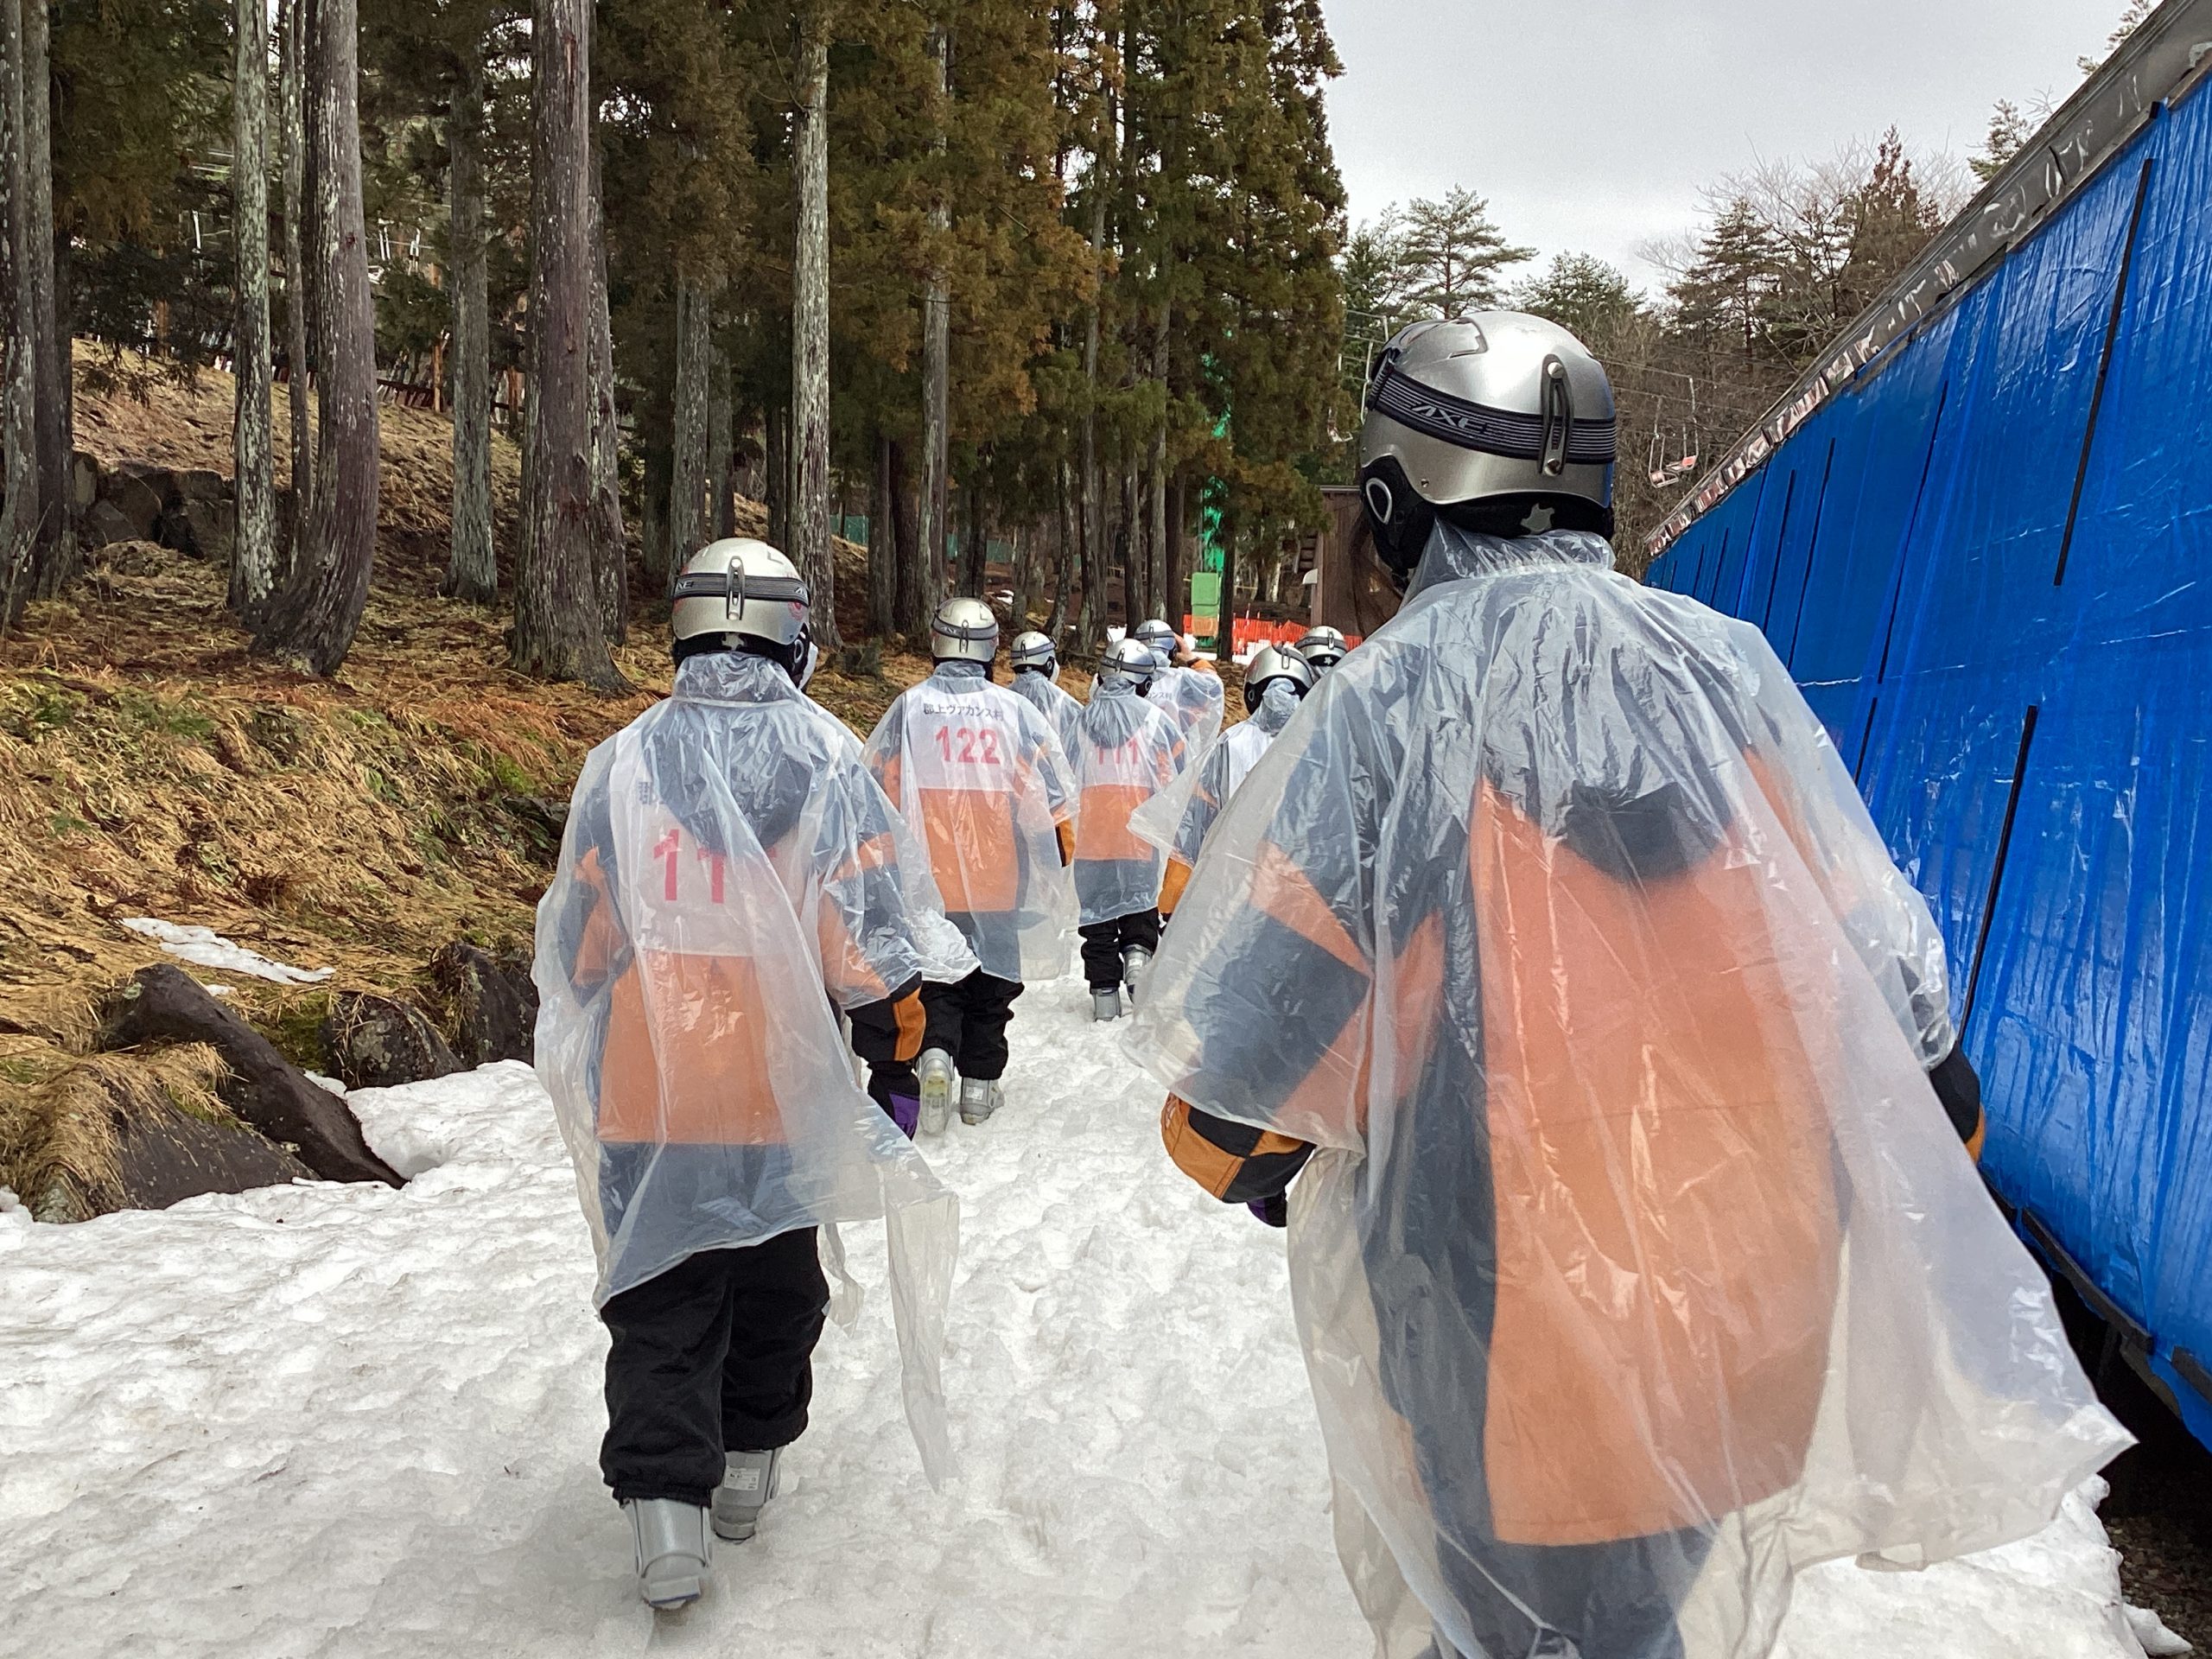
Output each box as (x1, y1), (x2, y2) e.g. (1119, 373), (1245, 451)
(118, 917), (335, 984)
(0, 985), (2151, 1658)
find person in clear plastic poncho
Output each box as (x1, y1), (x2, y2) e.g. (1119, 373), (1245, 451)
(1126, 315), (2126, 1659)
(534, 541), (965, 1610)
(1133, 618), (1226, 756)
(1006, 628), (1085, 759)
(1131, 641), (1315, 929)
(863, 600), (1077, 1132)
(1070, 637), (1187, 1019)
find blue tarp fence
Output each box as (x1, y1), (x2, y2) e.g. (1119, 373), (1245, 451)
(1645, 77), (2212, 1448)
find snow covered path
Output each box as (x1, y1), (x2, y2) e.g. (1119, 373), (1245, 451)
(0, 982), (2151, 1658)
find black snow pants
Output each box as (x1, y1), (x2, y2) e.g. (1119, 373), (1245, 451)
(1079, 909), (1160, 990)
(920, 969), (1025, 1081)
(599, 1228), (830, 1508)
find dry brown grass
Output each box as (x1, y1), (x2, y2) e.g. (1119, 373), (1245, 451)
(0, 1042), (228, 1220)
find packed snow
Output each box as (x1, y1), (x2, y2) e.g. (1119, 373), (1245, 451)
(118, 917), (336, 984)
(0, 982), (2161, 1658)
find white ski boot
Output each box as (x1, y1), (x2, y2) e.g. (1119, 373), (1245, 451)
(1091, 986), (1122, 1021)
(711, 1447), (780, 1543)
(917, 1048), (956, 1136)
(625, 1497), (711, 1609)
(1122, 945), (1153, 1006)
(958, 1076), (1003, 1126)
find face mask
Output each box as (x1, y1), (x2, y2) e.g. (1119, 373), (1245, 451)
(797, 633), (820, 690)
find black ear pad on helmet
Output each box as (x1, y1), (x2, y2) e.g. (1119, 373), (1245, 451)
(1357, 455), (1435, 583)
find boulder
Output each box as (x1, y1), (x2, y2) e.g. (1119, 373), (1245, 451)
(101, 965), (404, 1187)
(70, 450), (100, 511)
(80, 499), (142, 549)
(321, 991), (462, 1090)
(427, 940), (538, 1067)
(111, 1108), (315, 1211)
(99, 465), (168, 542)
(162, 497), (236, 564)
(173, 467), (231, 505)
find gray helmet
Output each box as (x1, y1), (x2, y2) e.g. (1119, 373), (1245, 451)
(1096, 637), (1158, 693)
(1243, 643), (1316, 712)
(1130, 618), (1178, 653)
(1009, 631), (1057, 677)
(1295, 626), (1348, 672)
(931, 596), (1000, 665)
(1357, 312), (1616, 582)
(671, 538), (810, 648)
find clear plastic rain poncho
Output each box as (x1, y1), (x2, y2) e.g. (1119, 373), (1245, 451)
(1130, 677), (1303, 871)
(1007, 666), (1085, 760)
(1125, 525), (2126, 1659)
(1146, 661), (1226, 755)
(862, 661), (1077, 983)
(533, 652), (966, 1483)
(1068, 679), (1186, 926)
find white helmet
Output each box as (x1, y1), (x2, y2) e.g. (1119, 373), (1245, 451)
(931, 596), (1000, 665)
(1358, 312), (1617, 583)
(1296, 626), (1348, 672)
(1130, 618), (1178, 654)
(1243, 643), (1315, 712)
(1010, 631), (1057, 677)
(1096, 637), (1159, 693)
(671, 539), (810, 649)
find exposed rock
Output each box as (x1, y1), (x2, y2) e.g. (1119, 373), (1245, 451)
(99, 464), (168, 542)
(172, 467), (231, 505)
(321, 991), (462, 1090)
(80, 499), (142, 549)
(70, 449), (100, 511)
(162, 497), (236, 564)
(111, 1108), (315, 1211)
(100, 966), (404, 1187)
(427, 940), (538, 1067)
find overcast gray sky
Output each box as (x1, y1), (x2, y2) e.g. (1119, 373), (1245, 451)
(1323, 0), (2129, 291)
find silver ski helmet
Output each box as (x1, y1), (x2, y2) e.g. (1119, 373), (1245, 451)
(1131, 619), (1178, 656)
(1357, 312), (1616, 583)
(1010, 631), (1058, 679)
(931, 596), (1000, 666)
(1295, 625), (1348, 673)
(1243, 643), (1315, 713)
(1096, 636), (1159, 695)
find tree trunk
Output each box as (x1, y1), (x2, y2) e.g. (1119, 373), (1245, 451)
(254, 0), (378, 676)
(709, 346), (734, 540)
(228, 0), (276, 618)
(21, 0), (63, 594)
(586, 129), (625, 641)
(639, 436), (669, 585)
(669, 276), (713, 578)
(0, 0), (35, 625)
(914, 22), (950, 635)
(510, 0), (621, 689)
(278, 0), (312, 556)
(444, 47), (494, 604)
(1119, 466), (1139, 626)
(867, 428), (894, 636)
(891, 433), (927, 639)
(764, 401), (788, 554)
(1147, 303), (1169, 626)
(1078, 163), (1107, 650)
(1047, 458), (1074, 647)
(791, 16), (837, 647)
(1165, 474), (1185, 640)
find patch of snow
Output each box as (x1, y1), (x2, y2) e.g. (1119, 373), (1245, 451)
(0, 987), (2146, 1658)
(305, 1071), (349, 1098)
(2129, 1603), (2195, 1656)
(118, 918), (334, 984)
